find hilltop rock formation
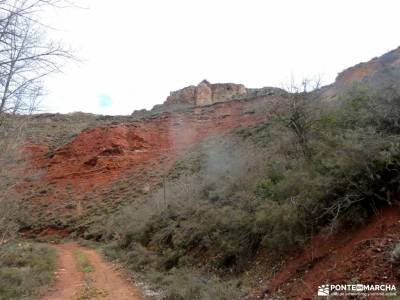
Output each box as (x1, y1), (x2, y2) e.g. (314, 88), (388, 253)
(164, 80), (286, 108)
(164, 80), (247, 107)
(132, 81), (286, 117)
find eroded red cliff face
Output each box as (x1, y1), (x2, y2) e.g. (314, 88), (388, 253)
(23, 94), (281, 219)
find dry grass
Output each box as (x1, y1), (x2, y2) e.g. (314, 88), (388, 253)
(74, 278), (108, 300)
(74, 250), (94, 273)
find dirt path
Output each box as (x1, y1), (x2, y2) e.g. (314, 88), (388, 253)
(41, 243), (143, 300)
(41, 243), (83, 300)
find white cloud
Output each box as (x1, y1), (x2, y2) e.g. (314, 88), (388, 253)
(41, 0), (400, 115)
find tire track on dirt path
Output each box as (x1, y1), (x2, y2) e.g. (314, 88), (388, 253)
(41, 243), (83, 300)
(41, 243), (143, 300)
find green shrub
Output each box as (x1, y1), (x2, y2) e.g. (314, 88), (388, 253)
(0, 242), (57, 300)
(160, 268), (242, 300)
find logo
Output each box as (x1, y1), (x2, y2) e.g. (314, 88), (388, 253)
(317, 283), (397, 297)
(317, 285), (330, 296)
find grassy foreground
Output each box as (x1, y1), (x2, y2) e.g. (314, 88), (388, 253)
(0, 242), (57, 300)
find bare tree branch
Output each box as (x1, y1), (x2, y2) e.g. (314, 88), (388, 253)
(0, 0), (75, 248)
(0, 0), (74, 115)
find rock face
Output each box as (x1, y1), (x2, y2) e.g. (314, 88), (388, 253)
(208, 81), (247, 103)
(164, 85), (198, 106)
(195, 81), (213, 106)
(322, 46), (400, 100)
(335, 47), (400, 89)
(131, 81), (285, 117)
(164, 80), (282, 108)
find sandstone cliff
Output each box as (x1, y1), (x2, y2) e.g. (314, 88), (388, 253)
(165, 80), (286, 107)
(132, 80), (285, 117)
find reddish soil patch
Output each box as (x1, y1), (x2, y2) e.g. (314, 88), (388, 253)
(257, 205), (400, 299)
(80, 247), (143, 300)
(23, 143), (50, 167)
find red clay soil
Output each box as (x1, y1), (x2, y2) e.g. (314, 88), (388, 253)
(41, 243), (143, 300)
(255, 205), (400, 299)
(79, 247), (143, 300)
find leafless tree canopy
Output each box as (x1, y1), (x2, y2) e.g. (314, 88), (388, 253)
(276, 77), (322, 160)
(0, 0), (73, 115)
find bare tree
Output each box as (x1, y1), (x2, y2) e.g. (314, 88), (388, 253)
(0, 0), (73, 245)
(0, 0), (73, 115)
(277, 77), (322, 160)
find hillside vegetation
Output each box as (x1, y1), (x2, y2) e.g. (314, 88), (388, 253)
(0, 242), (57, 299)
(95, 84), (400, 298)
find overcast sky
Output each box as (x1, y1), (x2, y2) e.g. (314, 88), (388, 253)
(42, 0), (400, 115)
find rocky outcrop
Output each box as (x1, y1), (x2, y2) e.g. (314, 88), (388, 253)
(207, 81), (247, 103)
(322, 46), (400, 100)
(335, 47), (400, 89)
(195, 81), (213, 106)
(163, 80), (284, 108)
(164, 85), (197, 106)
(131, 80), (285, 117)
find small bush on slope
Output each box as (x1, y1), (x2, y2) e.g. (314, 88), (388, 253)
(0, 242), (57, 300)
(160, 268), (241, 300)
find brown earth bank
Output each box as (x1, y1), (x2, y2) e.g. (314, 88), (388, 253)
(41, 243), (143, 300)
(249, 204), (400, 299)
